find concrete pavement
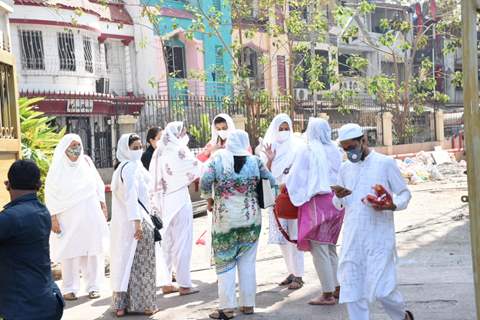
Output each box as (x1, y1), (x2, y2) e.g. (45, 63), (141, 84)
(61, 177), (475, 320)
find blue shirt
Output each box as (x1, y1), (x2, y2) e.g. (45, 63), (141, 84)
(0, 193), (63, 320)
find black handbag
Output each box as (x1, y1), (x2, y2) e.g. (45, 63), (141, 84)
(256, 178), (275, 209)
(120, 162), (163, 242)
(138, 200), (162, 242)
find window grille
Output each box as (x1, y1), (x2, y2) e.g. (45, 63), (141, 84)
(19, 30), (45, 70)
(83, 37), (93, 73)
(58, 31), (76, 71)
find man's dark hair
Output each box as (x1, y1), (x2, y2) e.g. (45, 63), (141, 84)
(146, 127), (162, 145)
(214, 117), (227, 125)
(8, 160), (41, 190)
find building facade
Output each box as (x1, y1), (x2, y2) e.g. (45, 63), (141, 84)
(0, 1), (20, 206)
(150, 0), (233, 97)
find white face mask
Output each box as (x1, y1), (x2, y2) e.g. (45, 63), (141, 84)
(217, 130), (228, 141)
(130, 149), (143, 161)
(276, 130), (291, 143)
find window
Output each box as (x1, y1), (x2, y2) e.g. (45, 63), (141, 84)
(19, 30), (45, 70)
(58, 31), (76, 71)
(277, 55), (287, 94)
(214, 45), (225, 81)
(294, 50), (329, 90)
(241, 47), (264, 89)
(165, 43), (186, 78)
(104, 43), (110, 71)
(83, 37), (93, 73)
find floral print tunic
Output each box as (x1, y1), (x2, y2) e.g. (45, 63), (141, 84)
(201, 155), (276, 274)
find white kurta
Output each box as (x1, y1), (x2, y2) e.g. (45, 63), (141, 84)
(49, 156), (109, 263)
(333, 151), (411, 304)
(110, 161), (153, 292)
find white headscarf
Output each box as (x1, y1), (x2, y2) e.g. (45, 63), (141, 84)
(115, 133), (142, 163)
(209, 113), (236, 145)
(215, 129), (251, 174)
(286, 118), (331, 206)
(45, 134), (98, 214)
(150, 121), (200, 195)
(263, 113), (302, 180)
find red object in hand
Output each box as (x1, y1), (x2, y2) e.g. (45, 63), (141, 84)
(196, 230), (207, 246)
(363, 184), (393, 207)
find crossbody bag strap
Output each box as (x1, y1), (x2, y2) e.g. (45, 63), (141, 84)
(273, 207), (297, 244)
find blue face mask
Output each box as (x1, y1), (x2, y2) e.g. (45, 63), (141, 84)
(346, 145), (363, 163)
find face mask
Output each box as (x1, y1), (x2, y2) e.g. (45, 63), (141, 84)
(276, 131), (290, 143)
(66, 145), (82, 158)
(130, 149), (143, 161)
(346, 145), (363, 163)
(217, 130), (228, 141)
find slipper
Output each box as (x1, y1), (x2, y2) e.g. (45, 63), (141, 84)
(405, 310), (414, 320)
(239, 306), (254, 314)
(288, 277), (304, 290)
(88, 291), (101, 299)
(162, 286), (179, 295)
(63, 293), (78, 301)
(144, 308), (160, 316)
(209, 309), (234, 319)
(308, 296), (337, 305)
(115, 309), (126, 318)
(179, 288), (200, 296)
(279, 274), (294, 286)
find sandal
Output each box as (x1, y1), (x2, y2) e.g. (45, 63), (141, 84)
(115, 309), (126, 317)
(308, 295), (337, 305)
(88, 291), (101, 299)
(63, 293), (78, 301)
(162, 285), (179, 295)
(279, 274), (294, 286)
(144, 308), (159, 316)
(179, 287), (200, 296)
(209, 309), (235, 319)
(288, 277), (304, 290)
(405, 310), (414, 320)
(239, 306), (254, 314)
(333, 287), (340, 300)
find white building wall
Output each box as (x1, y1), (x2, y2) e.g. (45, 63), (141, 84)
(125, 0), (163, 95)
(9, 4), (142, 95)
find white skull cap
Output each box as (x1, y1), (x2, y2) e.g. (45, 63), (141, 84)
(338, 123), (364, 142)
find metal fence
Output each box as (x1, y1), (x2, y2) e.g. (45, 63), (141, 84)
(136, 95), (385, 148)
(443, 108), (464, 138)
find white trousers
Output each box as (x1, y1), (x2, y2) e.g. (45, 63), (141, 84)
(61, 255), (104, 294)
(346, 290), (406, 320)
(162, 204), (193, 288)
(280, 242), (304, 277)
(310, 242), (339, 293)
(217, 243), (258, 309)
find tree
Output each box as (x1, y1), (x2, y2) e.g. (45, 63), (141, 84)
(334, 0), (462, 144)
(19, 97), (65, 201)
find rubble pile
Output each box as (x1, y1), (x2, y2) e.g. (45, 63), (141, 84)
(396, 150), (466, 185)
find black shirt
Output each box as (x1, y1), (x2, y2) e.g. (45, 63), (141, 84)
(141, 145), (155, 170)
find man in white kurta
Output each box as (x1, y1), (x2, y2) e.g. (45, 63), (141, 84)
(332, 124), (414, 320)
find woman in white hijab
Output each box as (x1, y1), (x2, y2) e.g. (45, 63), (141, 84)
(286, 118), (344, 305)
(197, 114), (236, 163)
(110, 133), (157, 317)
(262, 113), (305, 290)
(46, 134), (109, 301)
(150, 121), (201, 296)
(201, 130), (276, 319)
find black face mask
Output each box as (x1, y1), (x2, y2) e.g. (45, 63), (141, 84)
(346, 142), (363, 163)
